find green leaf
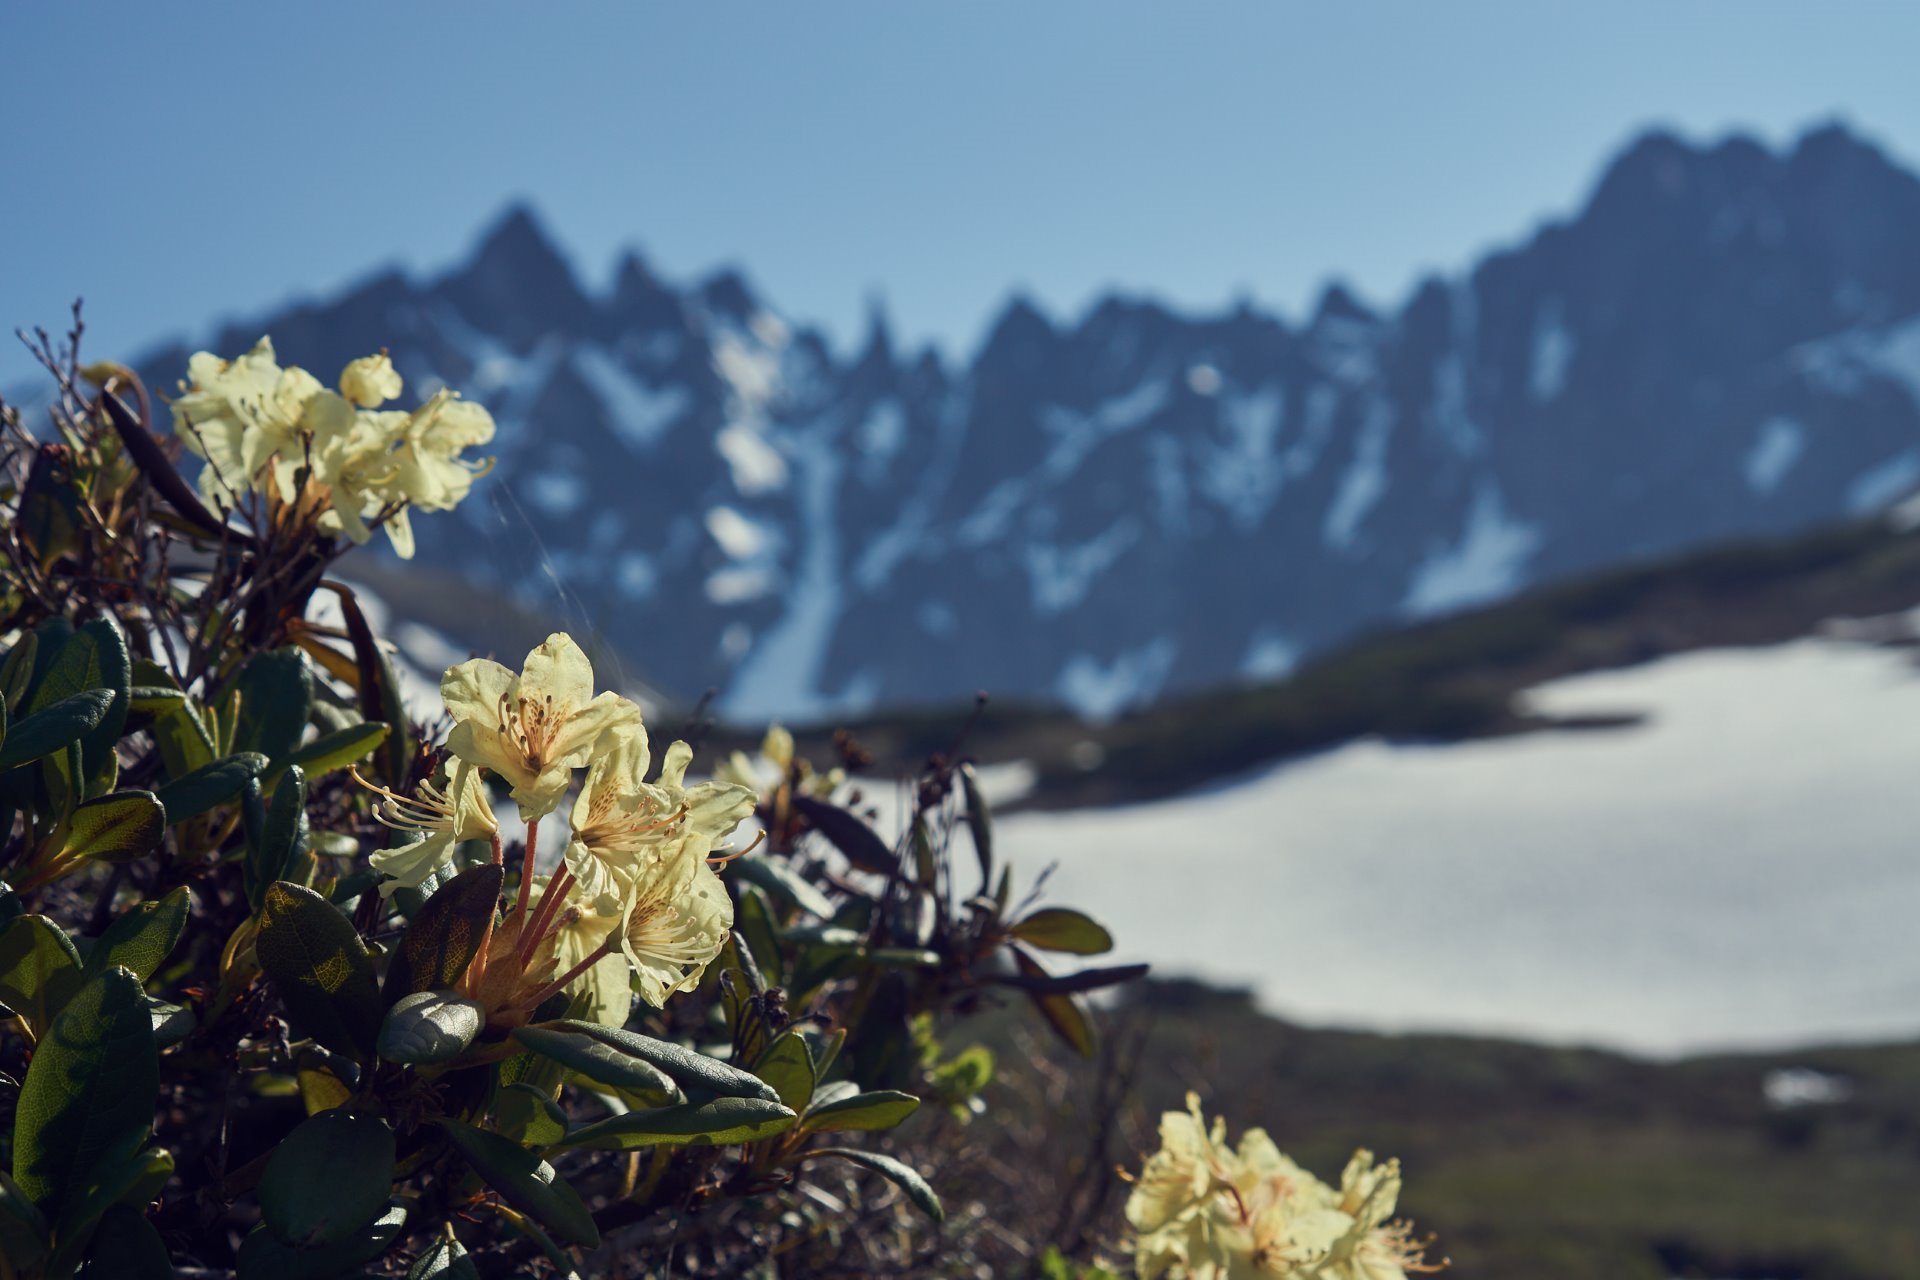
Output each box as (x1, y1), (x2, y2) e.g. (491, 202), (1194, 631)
(377, 990), (484, 1065)
(229, 648), (313, 765)
(408, 1232), (482, 1280)
(1013, 948), (1097, 1058)
(494, 1082), (569, 1149)
(0, 632), (39, 714)
(790, 794), (896, 873)
(125, 686), (187, 718)
(62, 791), (165, 864)
(258, 1109), (394, 1248)
(753, 1031), (816, 1114)
(959, 761), (994, 891)
(333, 583), (414, 785)
(78, 1202), (171, 1279)
(148, 1000), (195, 1048)
(811, 1147), (944, 1221)
(555, 1096), (798, 1152)
(85, 887), (190, 982)
(1009, 907), (1114, 956)
(154, 753), (267, 826)
(383, 864), (501, 1001)
(0, 1170), (49, 1271)
(524, 1020), (779, 1102)
(732, 887), (785, 985)
(265, 721), (389, 787)
(801, 1089), (922, 1135)
(246, 766), (307, 910)
(27, 617), (130, 783)
(731, 852), (835, 919)
(434, 1119), (600, 1249)
(0, 689), (113, 772)
(11, 967), (158, 1214)
(236, 1203), (405, 1280)
(509, 1024), (680, 1097)
(150, 698), (215, 780)
(0, 914), (83, 1037)
(256, 882), (382, 1059)
(52, 1145), (174, 1273)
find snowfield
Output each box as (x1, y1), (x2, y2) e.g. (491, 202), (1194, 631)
(999, 638), (1920, 1057)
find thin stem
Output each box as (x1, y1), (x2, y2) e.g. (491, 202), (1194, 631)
(516, 863), (575, 969)
(512, 818), (541, 921)
(490, 831), (503, 867)
(522, 930), (620, 1012)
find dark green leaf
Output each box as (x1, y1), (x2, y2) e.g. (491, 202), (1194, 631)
(511, 1024), (679, 1096)
(790, 794), (896, 873)
(256, 882), (382, 1059)
(229, 648), (313, 765)
(78, 1202), (170, 1279)
(153, 753), (266, 826)
(247, 766), (307, 909)
(0, 689), (113, 772)
(1012, 948), (1097, 1057)
(101, 391), (238, 543)
(995, 961), (1150, 996)
(525, 1020), (778, 1102)
(63, 791), (165, 864)
(434, 1119), (599, 1249)
(731, 852), (835, 919)
(0, 633), (38, 714)
(377, 990), (483, 1065)
(801, 1089), (921, 1135)
(148, 1000), (195, 1047)
(235, 1203), (405, 1280)
(85, 887), (190, 982)
(959, 762), (994, 891)
(408, 1232), (481, 1280)
(493, 1082), (569, 1149)
(51, 1146), (174, 1272)
(811, 1147), (944, 1221)
(332, 583), (413, 784)
(0, 914), (83, 1037)
(266, 721), (389, 787)
(1009, 907), (1115, 956)
(11, 967), (157, 1213)
(126, 686), (186, 718)
(0, 1170), (49, 1271)
(259, 1110), (394, 1248)
(556, 1096), (798, 1152)
(384, 864), (500, 1001)
(27, 617), (130, 783)
(753, 1031), (816, 1114)
(149, 699), (215, 780)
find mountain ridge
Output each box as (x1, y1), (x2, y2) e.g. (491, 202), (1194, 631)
(110, 121), (1920, 721)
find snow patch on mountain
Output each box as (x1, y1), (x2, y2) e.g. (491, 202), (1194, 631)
(573, 346), (690, 450)
(1323, 401), (1394, 550)
(1025, 519), (1142, 614)
(1530, 298), (1574, 403)
(1847, 449), (1920, 513)
(1744, 417), (1807, 494)
(1200, 387), (1286, 530)
(1403, 485), (1542, 617)
(1055, 637), (1179, 722)
(1241, 632), (1300, 680)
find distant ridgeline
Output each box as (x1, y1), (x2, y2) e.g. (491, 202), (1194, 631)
(129, 123), (1920, 722)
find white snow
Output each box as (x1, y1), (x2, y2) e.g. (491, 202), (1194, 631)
(1402, 484), (1542, 617)
(1286, 384), (1338, 478)
(705, 565), (777, 604)
(1321, 401), (1394, 550)
(1846, 448), (1920, 513)
(716, 425), (789, 494)
(855, 399), (907, 481)
(615, 551), (658, 599)
(572, 346), (691, 450)
(1054, 638), (1178, 723)
(1023, 519), (1141, 614)
(1529, 298), (1575, 404)
(1763, 1067), (1851, 1109)
(1199, 388), (1286, 531)
(1186, 364), (1222, 396)
(1743, 417), (1807, 495)
(1009, 638), (1920, 1055)
(1311, 314), (1379, 386)
(1794, 313), (1920, 407)
(705, 505), (774, 560)
(523, 470), (585, 517)
(1240, 632), (1300, 681)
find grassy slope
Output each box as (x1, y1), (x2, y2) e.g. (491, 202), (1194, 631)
(1012, 984), (1920, 1280)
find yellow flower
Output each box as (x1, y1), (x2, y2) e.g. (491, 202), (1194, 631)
(172, 336), (324, 507)
(396, 391), (496, 511)
(1124, 1100), (1439, 1280)
(363, 760), (498, 895)
(441, 634), (641, 820)
(564, 727), (757, 901)
(614, 832), (734, 1008)
(340, 352), (403, 408)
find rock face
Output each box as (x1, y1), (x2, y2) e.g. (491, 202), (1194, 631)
(131, 124), (1920, 720)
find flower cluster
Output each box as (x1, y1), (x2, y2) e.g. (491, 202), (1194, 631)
(1126, 1096), (1440, 1279)
(171, 336), (494, 558)
(363, 633), (755, 1027)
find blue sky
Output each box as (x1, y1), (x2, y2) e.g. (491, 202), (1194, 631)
(3, 3), (1917, 383)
